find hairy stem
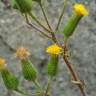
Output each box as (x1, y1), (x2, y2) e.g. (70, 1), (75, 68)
(62, 44), (86, 96)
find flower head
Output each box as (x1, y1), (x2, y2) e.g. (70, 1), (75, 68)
(46, 44), (62, 55)
(0, 57), (6, 70)
(74, 3), (88, 16)
(15, 47), (30, 60)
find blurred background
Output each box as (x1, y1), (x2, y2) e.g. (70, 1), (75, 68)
(0, 0), (96, 96)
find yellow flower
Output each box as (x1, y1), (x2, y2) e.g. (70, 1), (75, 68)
(0, 57), (6, 69)
(15, 47), (30, 60)
(46, 44), (62, 55)
(74, 3), (88, 16)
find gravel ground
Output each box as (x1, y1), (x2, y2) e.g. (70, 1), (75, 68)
(0, 0), (96, 96)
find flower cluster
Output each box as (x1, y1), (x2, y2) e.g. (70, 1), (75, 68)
(0, 1), (89, 96)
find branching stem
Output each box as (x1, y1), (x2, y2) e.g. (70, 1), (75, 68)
(28, 12), (52, 34)
(39, 2), (52, 30)
(25, 14), (52, 39)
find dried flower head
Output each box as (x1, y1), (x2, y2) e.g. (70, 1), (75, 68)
(46, 44), (62, 55)
(15, 47), (30, 60)
(74, 3), (88, 16)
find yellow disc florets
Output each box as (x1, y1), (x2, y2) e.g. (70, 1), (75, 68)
(46, 44), (62, 55)
(74, 3), (88, 16)
(0, 57), (6, 69)
(15, 47), (30, 60)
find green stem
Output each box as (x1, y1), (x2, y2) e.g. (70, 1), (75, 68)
(15, 89), (41, 96)
(55, 0), (67, 32)
(15, 89), (31, 96)
(39, 2), (52, 30)
(28, 12), (52, 34)
(33, 80), (42, 91)
(45, 77), (52, 96)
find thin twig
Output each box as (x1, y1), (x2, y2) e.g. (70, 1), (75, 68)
(39, 2), (52, 30)
(33, 80), (42, 91)
(45, 77), (52, 96)
(55, 0), (67, 32)
(28, 12), (52, 34)
(25, 14), (52, 39)
(15, 89), (42, 96)
(51, 32), (58, 43)
(15, 89), (31, 96)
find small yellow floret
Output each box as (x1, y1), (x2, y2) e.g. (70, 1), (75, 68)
(0, 57), (6, 69)
(46, 44), (62, 55)
(74, 3), (88, 16)
(15, 47), (30, 60)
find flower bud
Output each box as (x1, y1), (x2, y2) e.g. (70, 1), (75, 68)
(10, 0), (18, 9)
(63, 14), (81, 40)
(15, 47), (30, 60)
(21, 59), (37, 81)
(1, 69), (19, 90)
(46, 44), (61, 77)
(13, 0), (33, 13)
(0, 57), (6, 70)
(63, 3), (88, 40)
(15, 47), (38, 81)
(47, 55), (58, 77)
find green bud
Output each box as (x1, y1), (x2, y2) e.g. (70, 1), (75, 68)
(10, 0), (18, 9)
(13, 0), (33, 13)
(21, 60), (37, 81)
(1, 68), (19, 90)
(47, 55), (58, 77)
(63, 13), (82, 40)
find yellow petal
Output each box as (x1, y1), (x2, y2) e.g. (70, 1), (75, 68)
(0, 57), (6, 69)
(46, 44), (62, 55)
(74, 3), (88, 16)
